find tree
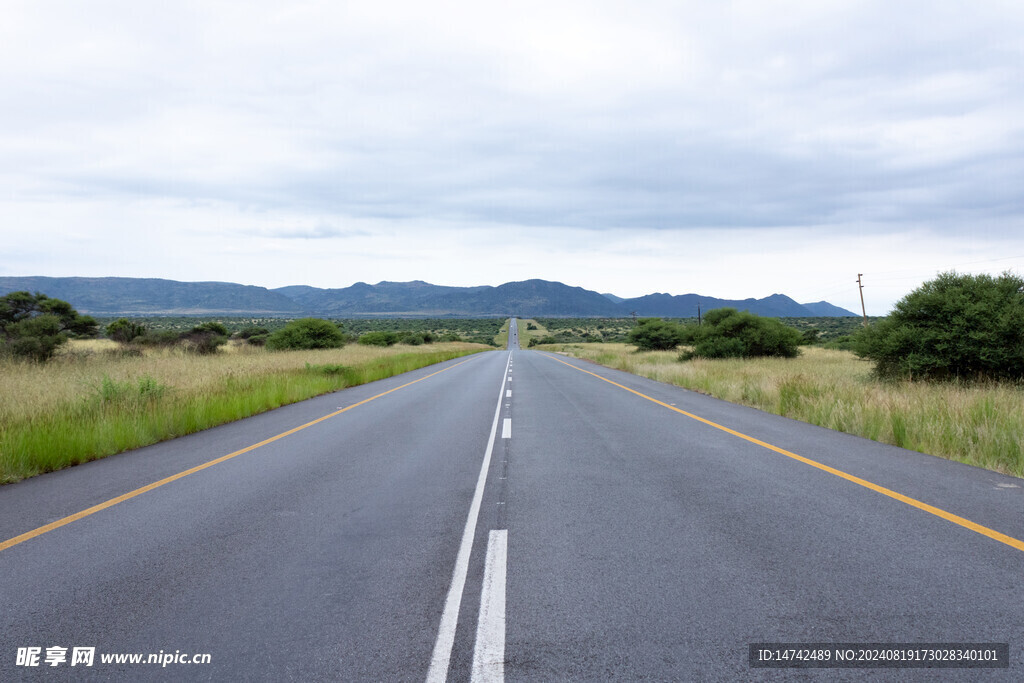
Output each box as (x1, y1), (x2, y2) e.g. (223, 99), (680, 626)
(266, 318), (347, 350)
(0, 291), (97, 361)
(853, 271), (1024, 381)
(679, 308), (802, 360)
(627, 318), (687, 351)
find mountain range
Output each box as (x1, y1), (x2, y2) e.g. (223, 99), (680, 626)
(0, 276), (857, 318)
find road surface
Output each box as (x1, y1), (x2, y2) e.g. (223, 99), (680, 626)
(2, 318), (1023, 680)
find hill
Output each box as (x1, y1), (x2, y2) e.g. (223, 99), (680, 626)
(0, 276), (857, 318)
(0, 277), (303, 315)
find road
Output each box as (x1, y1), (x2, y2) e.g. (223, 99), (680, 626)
(2, 317), (1023, 680)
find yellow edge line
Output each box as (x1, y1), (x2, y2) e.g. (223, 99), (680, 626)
(542, 353), (1024, 554)
(0, 355), (480, 554)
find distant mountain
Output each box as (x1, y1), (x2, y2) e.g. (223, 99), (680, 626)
(0, 276), (857, 317)
(0, 277), (303, 315)
(273, 279), (621, 317)
(619, 292), (835, 318)
(802, 300), (859, 317)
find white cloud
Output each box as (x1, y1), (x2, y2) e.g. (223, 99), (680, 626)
(2, 0), (1024, 316)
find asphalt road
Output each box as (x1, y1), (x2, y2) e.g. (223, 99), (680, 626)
(2, 318), (1023, 681)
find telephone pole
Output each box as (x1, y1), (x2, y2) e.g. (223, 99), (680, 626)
(856, 274), (868, 326)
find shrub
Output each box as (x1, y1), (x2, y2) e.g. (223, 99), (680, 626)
(178, 321), (230, 355)
(189, 321), (230, 336)
(106, 318), (148, 344)
(853, 271), (1024, 381)
(398, 331), (435, 346)
(266, 318), (347, 350)
(358, 331), (399, 347)
(0, 291), (97, 361)
(627, 318), (687, 351)
(180, 330), (227, 355)
(236, 326), (270, 346)
(679, 308), (802, 360)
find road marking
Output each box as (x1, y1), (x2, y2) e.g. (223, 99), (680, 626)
(427, 353), (512, 683)
(502, 419), (512, 439)
(471, 529), (507, 683)
(0, 355), (484, 555)
(506, 390), (511, 398)
(541, 353), (1024, 555)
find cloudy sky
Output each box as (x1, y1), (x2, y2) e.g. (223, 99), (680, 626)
(3, 1), (1023, 315)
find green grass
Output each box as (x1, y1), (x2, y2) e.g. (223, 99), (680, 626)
(495, 318), (511, 347)
(0, 344), (487, 483)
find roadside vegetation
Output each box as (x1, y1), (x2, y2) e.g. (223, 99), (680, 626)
(92, 316), (506, 348)
(853, 271), (1024, 382)
(0, 339), (488, 483)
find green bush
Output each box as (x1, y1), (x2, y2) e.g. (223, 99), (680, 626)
(106, 318), (148, 343)
(627, 318), (687, 351)
(266, 318), (347, 350)
(0, 291), (97, 361)
(679, 308), (802, 360)
(358, 331), (399, 347)
(236, 326), (270, 346)
(853, 271), (1024, 381)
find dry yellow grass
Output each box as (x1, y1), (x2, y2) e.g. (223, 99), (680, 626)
(540, 343), (1024, 477)
(2, 340), (484, 427)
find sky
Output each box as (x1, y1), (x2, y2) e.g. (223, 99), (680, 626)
(2, 1), (1023, 315)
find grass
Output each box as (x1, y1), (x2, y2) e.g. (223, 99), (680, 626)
(0, 340), (489, 483)
(495, 319), (511, 347)
(516, 319), (549, 347)
(537, 343), (1024, 478)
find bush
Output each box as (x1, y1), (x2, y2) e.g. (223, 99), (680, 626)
(853, 271), (1024, 381)
(180, 330), (227, 355)
(627, 318), (687, 351)
(266, 318), (347, 350)
(106, 318), (148, 344)
(398, 331), (435, 346)
(679, 308), (802, 360)
(358, 331), (399, 347)
(236, 326), (270, 346)
(0, 291), (97, 361)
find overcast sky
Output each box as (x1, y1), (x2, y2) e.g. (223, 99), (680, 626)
(3, 1), (1023, 315)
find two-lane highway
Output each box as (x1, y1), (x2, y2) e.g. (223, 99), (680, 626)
(3, 318), (1023, 680)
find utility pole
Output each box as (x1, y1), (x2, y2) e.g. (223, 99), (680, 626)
(630, 310), (637, 325)
(856, 274), (868, 326)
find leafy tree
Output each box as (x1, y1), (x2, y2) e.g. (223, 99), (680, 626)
(853, 271), (1024, 381)
(627, 318), (687, 351)
(0, 291), (97, 361)
(679, 308), (802, 360)
(266, 318), (347, 350)
(106, 318), (148, 344)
